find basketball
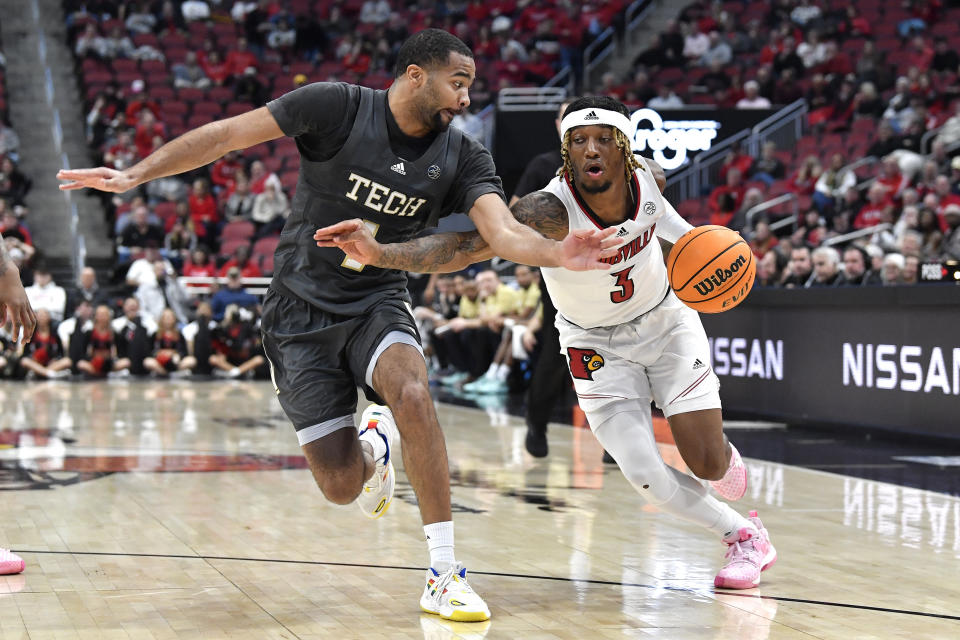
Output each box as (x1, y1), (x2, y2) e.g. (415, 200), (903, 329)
(667, 225), (755, 313)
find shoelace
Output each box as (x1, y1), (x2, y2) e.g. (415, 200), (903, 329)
(724, 536), (760, 565)
(430, 564), (475, 603)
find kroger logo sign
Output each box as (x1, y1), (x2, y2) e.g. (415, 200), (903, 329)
(631, 108), (720, 170)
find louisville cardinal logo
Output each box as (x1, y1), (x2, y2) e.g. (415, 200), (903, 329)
(567, 347), (605, 380)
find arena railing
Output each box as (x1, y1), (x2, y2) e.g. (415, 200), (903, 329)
(583, 27), (617, 91)
(822, 223), (892, 248)
(748, 99), (808, 157)
(745, 192), (799, 231)
(624, 0), (657, 48)
(497, 87), (569, 111)
(544, 66), (575, 93)
(179, 276), (273, 297)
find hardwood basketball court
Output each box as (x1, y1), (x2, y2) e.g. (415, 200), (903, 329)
(1, 380), (957, 638)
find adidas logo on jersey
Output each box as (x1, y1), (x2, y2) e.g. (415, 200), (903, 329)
(390, 162), (406, 175)
(693, 359), (706, 370)
(584, 110), (599, 121)
(616, 227), (629, 237)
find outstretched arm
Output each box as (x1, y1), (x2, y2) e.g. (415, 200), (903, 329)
(57, 107), (284, 193)
(314, 190), (582, 273)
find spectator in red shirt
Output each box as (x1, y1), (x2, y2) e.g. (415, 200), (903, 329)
(719, 146), (754, 183)
(932, 175), (960, 229)
(211, 150), (244, 192)
(133, 109), (165, 159)
(188, 178), (219, 241)
(788, 156), (823, 196)
(748, 220), (779, 258)
(225, 37), (259, 78)
(708, 168), (746, 226)
(104, 130), (138, 170)
(124, 79), (160, 126)
(218, 244), (262, 278)
(201, 50), (231, 86)
(182, 247), (216, 278)
(0, 209), (31, 246)
(875, 156), (910, 201)
(854, 183), (895, 229)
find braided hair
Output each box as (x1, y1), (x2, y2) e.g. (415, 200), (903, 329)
(558, 96), (643, 183)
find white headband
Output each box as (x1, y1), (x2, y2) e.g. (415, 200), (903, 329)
(560, 108), (634, 141)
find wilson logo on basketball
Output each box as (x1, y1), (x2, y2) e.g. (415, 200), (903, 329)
(567, 347), (605, 380)
(693, 255), (747, 297)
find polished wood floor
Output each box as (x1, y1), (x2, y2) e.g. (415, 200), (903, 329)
(0, 380), (958, 639)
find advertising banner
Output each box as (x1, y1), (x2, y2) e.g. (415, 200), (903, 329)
(699, 287), (960, 439)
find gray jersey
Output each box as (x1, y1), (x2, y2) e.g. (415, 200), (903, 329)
(266, 83), (503, 315)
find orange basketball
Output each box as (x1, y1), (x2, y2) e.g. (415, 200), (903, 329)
(666, 225), (755, 313)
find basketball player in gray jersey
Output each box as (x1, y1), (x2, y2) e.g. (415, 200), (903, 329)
(58, 29), (617, 621)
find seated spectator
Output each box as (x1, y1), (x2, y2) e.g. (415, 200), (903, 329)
(182, 246), (217, 279)
(813, 153), (856, 215)
(172, 51), (211, 89)
(143, 308), (196, 377)
(66, 267), (108, 317)
(104, 130), (138, 171)
(882, 77), (914, 133)
(682, 22), (710, 62)
(0, 157), (32, 206)
(181, 0), (211, 22)
(809, 246), (842, 287)
(941, 204), (960, 260)
(902, 255), (920, 284)
(773, 36), (805, 79)
(736, 80), (771, 109)
(881, 253), (904, 285)
(164, 219), (197, 264)
(852, 82), (883, 119)
(209, 304), (266, 379)
(125, 2), (157, 34)
(188, 178), (219, 241)
(931, 36), (960, 75)
(708, 167), (745, 226)
(699, 31), (732, 67)
(838, 246), (882, 286)
(791, 0), (822, 28)
(112, 296), (154, 375)
(0, 114), (19, 162)
(875, 156), (909, 201)
(218, 244), (261, 278)
(181, 301), (215, 374)
(647, 85), (684, 109)
(211, 151), (244, 192)
(730, 187), (763, 231)
(433, 277), (491, 385)
(224, 173), (255, 220)
(931, 175), (960, 228)
(119, 206), (165, 252)
(251, 182), (289, 237)
(210, 267), (260, 321)
(125, 246), (173, 290)
(234, 67), (266, 106)
(917, 207), (944, 256)
(76, 305), (131, 378)
(854, 183), (895, 229)
(201, 50), (231, 86)
(748, 220), (779, 258)
(719, 145), (753, 182)
(248, 160), (281, 194)
(797, 29), (828, 69)
(133, 109), (165, 159)
(17, 309), (72, 380)
(124, 79), (160, 127)
(782, 246), (813, 288)
(758, 246), (787, 286)
(137, 260), (190, 325)
(25, 267), (66, 323)
(0, 209), (30, 246)
(788, 155), (823, 195)
(868, 122), (902, 158)
(225, 37), (259, 78)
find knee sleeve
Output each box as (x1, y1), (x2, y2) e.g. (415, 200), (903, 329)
(593, 403), (744, 537)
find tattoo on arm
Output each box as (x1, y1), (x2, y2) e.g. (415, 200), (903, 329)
(377, 231), (491, 273)
(510, 191), (569, 240)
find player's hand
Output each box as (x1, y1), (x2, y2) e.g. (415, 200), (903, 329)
(57, 167), (137, 193)
(0, 263), (36, 345)
(313, 219), (383, 266)
(557, 227), (620, 271)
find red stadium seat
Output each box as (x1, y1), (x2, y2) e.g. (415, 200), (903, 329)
(221, 220), (255, 241)
(251, 235), (280, 274)
(207, 86), (234, 104)
(218, 237), (251, 260)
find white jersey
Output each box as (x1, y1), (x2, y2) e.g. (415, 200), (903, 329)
(540, 157), (694, 329)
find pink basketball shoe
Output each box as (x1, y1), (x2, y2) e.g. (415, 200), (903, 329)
(0, 548), (24, 575)
(711, 443), (747, 501)
(714, 511), (776, 589)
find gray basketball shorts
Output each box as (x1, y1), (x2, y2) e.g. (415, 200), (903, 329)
(261, 287), (423, 444)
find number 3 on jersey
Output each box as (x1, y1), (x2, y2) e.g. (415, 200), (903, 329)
(610, 266), (635, 303)
(341, 219), (381, 272)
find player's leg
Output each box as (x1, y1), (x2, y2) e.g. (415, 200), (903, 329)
(647, 300), (746, 501)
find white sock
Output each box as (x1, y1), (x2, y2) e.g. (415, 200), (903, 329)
(359, 426), (387, 462)
(483, 363), (497, 378)
(424, 521), (455, 572)
(495, 363), (510, 381)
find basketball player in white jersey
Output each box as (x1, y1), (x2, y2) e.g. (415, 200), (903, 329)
(314, 95), (777, 589)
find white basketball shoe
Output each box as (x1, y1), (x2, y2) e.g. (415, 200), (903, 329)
(356, 404), (398, 519)
(420, 562), (491, 622)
